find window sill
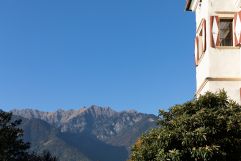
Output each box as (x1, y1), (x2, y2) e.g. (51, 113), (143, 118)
(216, 46), (240, 49)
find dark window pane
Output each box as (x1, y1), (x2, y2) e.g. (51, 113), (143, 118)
(219, 19), (233, 46)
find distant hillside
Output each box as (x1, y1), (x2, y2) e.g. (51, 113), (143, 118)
(12, 106), (157, 161)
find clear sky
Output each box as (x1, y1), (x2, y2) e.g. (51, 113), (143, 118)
(0, 0), (196, 114)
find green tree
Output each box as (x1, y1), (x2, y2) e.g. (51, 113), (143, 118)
(0, 110), (30, 161)
(0, 110), (58, 161)
(130, 91), (241, 161)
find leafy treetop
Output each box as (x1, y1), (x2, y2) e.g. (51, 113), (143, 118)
(130, 91), (241, 161)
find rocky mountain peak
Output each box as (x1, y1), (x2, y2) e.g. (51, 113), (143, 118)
(11, 106), (157, 143)
(10, 106), (157, 161)
(85, 105), (117, 118)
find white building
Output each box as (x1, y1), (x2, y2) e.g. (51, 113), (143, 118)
(186, 0), (241, 103)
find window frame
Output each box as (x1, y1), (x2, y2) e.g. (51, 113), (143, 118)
(218, 17), (234, 47)
(210, 13), (239, 48)
(195, 18), (206, 66)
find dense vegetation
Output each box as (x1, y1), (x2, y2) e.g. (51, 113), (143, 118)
(130, 91), (241, 161)
(0, 110), (57, 161)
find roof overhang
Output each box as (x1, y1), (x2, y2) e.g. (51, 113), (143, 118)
(185, 0), (199, 12)
(185, 0), (192, 11)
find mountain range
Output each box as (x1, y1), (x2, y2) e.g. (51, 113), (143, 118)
(11, 105), (157, 161)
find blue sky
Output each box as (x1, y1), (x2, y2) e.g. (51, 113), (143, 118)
(0, 0), (196, 114)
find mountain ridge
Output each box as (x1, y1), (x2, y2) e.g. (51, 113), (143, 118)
(11, 106), (157, 161)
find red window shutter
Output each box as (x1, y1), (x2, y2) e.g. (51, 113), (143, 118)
(210, 16), (219, 47)
(234, 12), (238, 45)
(234, 11), (241, 46)
(240, 88), (241, 100)
(195, 36), (199, 66)
(202, 19), (206, 52)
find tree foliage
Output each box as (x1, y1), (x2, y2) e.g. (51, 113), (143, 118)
(130, 91), (241, 161)
(0, 110), (57, 161)
(0, 111), (30, 161)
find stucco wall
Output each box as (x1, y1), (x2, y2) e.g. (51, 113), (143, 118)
(209, 48), (240, 77)
(196, 53), (209, 89)
(199, 81), (241, 104)
(209, 0), (238, 13)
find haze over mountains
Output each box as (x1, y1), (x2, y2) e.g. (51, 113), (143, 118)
(11, 106), (157, 161)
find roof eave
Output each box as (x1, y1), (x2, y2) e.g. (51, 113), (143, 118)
(185, 0), (192, 11)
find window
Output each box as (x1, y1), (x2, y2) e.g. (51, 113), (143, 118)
(195, 19), (206, 66)
(210, 16), (234, 47)
(219, 19), (233, 46)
